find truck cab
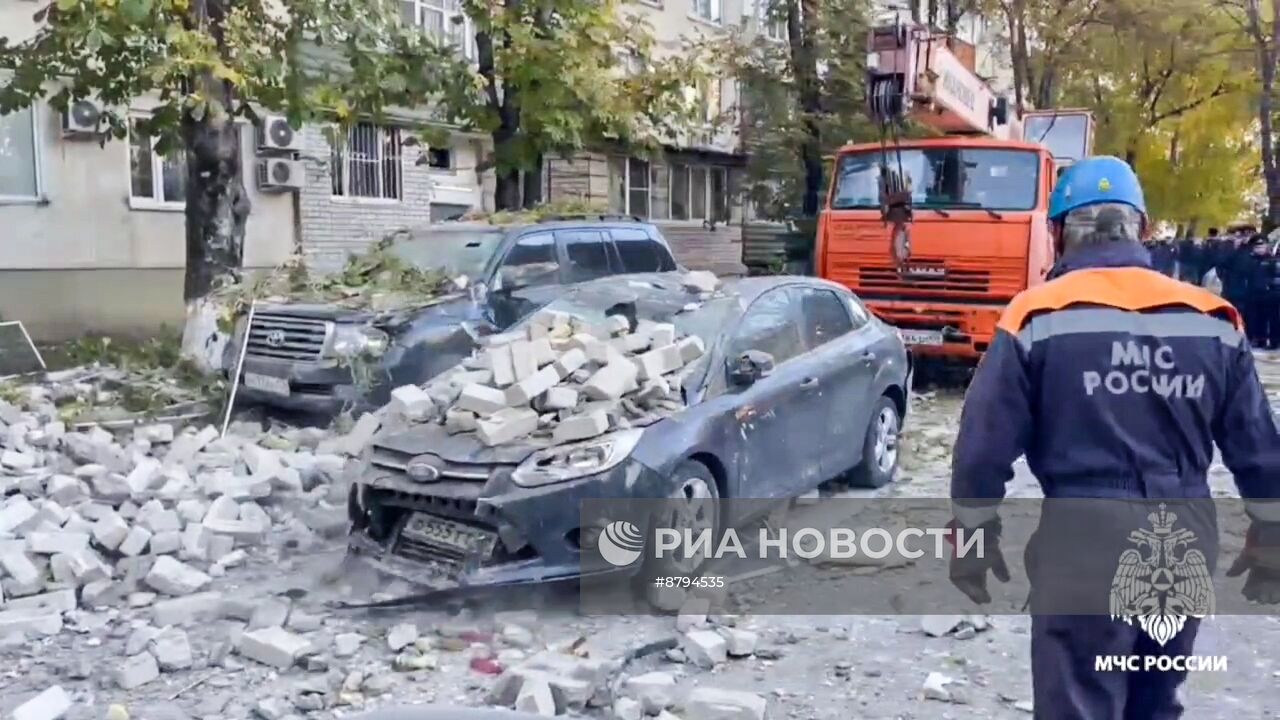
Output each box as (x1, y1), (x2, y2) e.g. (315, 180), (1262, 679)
(814, 110), (1093, 359)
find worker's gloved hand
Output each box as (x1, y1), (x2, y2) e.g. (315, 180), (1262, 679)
(947, 517), (1010, 605)
(1227, 521), (1280, 604)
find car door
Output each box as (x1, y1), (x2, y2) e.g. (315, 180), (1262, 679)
(724, 287), (826, 499)
(795, 286), (878, 478)
(486, 231), (565, 328)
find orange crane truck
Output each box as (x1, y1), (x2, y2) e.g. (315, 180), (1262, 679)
(814, 20), (1094, 361)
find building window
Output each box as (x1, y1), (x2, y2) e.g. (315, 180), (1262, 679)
(609, 157), (652, 218)
(668, 164), (731, 222)
(692, 0), (721, 23)
(0, 106), (39, 200)
(761, 0), (786, 40)
(331, 123), (403, 201)
(128, 119), (188, 206)
(427, 147), (453, 170)
(401, 0), (474, 59)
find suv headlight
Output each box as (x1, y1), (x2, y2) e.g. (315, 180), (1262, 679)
(512, 429), (644, 487)
(331, 325), (390, 358)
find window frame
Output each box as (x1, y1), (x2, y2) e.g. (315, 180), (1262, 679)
(796, 287), (856, 350)
(0, 105), (42, 204)
(330, 122), (405, 204)
(726, 286), (806, 368)
(690, 0), (722, 24)
(401, 0), (475, 60)
(126, 114), (202, 212)
(612, 157), (653, 219)
(558, 229), (618, 283)
(667, 163), (731, 223)
(493, 230), (564, 290)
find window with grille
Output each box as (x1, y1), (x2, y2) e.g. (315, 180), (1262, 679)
(400, 0), (474, 59)
(331, 123), (403, 201)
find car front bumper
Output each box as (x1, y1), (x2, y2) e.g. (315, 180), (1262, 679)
(234, 355), (374, 416)
(345, 457), (672, 590)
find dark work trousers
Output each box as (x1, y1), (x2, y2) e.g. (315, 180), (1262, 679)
(1260, 295), (1280, 349)
(1031, 615), (1200, 720)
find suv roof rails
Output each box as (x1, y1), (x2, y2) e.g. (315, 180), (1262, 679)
(537, 214), (644, 223)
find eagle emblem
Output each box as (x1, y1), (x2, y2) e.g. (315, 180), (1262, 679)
(1109, 504), (1213, 646)
(1099, 178), (1112, 192)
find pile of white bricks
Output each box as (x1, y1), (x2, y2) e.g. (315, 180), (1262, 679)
(0, 387), (351, 644)
(387, 301), (710, 447)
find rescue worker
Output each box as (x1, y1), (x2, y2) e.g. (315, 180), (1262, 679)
(1223, 234), (1261, 337)
(1252, 236), (1280, 350)
(948, 156), (1280, 719)
(1175, 234), (1201, 284)
(1148, 236), (1177, 277)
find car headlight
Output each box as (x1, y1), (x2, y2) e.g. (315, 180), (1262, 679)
(331, 325), (390, 358)
(512, 429), (644, 487)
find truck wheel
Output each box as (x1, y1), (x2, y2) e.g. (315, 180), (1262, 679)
(639, 460), (721, 609)
(848, 396), (900, 489)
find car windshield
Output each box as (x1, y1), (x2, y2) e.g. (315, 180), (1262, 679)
(830, 147), (1040, 211)
(388, 229), (505, 278)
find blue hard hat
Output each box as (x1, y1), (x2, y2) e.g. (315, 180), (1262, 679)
(1047, 156), (1146, 221)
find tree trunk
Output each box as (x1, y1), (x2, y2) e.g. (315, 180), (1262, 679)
(1246, 0), (1280, 232)
(522, 154), (544, 209)
(495, 166), (522, 211)
(476, 0), (525, 213)
(181, 0), (249, 371)
(787, 0), (823, 217)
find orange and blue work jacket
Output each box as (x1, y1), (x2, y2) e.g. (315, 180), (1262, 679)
(951, 241), (1280, 512)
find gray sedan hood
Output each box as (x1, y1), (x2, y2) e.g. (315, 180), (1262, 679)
(375, 422), (551, 465)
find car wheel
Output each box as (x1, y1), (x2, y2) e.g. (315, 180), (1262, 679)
(638, 460), (721, 608)
(848, 395), (901, 489)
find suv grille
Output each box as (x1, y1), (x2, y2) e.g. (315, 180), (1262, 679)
(246, 314), (330, 361)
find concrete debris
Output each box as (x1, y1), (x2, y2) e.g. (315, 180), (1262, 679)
(515, 677), (558, 717)
(624, 671), (677, 714)
(719, 627), (759, 657)
(144, 556), (211, 596)
(151, 627), (194, 671)
(683, 629), (728, 669)
(115, 651), (160, 689)
(683, 687), (767, 720)
(239, 626), (312, 669)
(11, 685), (73, 720)
(922, 672), (953, 702)
(387, 622), (419, 651)
(682, 271), (720, 294)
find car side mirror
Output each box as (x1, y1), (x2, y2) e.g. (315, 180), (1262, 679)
(469, 281), (488, 304)
(727, 350), (775, 387)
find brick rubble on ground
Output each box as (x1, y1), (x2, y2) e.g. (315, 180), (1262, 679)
(0, 375), (351, 649)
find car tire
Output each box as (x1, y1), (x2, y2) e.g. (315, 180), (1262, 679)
(638, 460), (721, 609)
(848, 395), (901, 489)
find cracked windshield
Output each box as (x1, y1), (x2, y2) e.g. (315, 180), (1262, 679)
(2, 0), (1280, 719)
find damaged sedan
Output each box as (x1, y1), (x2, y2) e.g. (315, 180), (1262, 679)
(346, 272), (911, 590)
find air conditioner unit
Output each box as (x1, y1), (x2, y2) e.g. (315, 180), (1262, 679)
(256, 115), (303, 152)
(62, 99), (104, 137)
(256, 158), (305, 192)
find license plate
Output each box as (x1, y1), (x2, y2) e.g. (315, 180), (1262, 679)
(243, 372), (290, 397)
(900, 329), (944, 346)
(401, 513), (497, 557)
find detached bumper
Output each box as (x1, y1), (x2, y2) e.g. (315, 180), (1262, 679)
(346, 458), (671, 590)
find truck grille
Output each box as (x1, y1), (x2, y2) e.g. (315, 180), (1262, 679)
(836, 256), (1025, 299)
(246, 314), (330, 361)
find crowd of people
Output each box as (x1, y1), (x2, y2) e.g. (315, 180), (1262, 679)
(1144, 227), (1280, 350)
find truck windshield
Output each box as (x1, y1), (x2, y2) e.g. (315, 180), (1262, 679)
(830, 148), (1040, 212)
(389, 230), (505, 278)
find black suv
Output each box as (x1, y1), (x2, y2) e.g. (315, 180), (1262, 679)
(229, 217), (681, 415)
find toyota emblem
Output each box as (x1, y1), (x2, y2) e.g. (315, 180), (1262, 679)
(406, 455), (444, 482)
(265, 329), (287, 348)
